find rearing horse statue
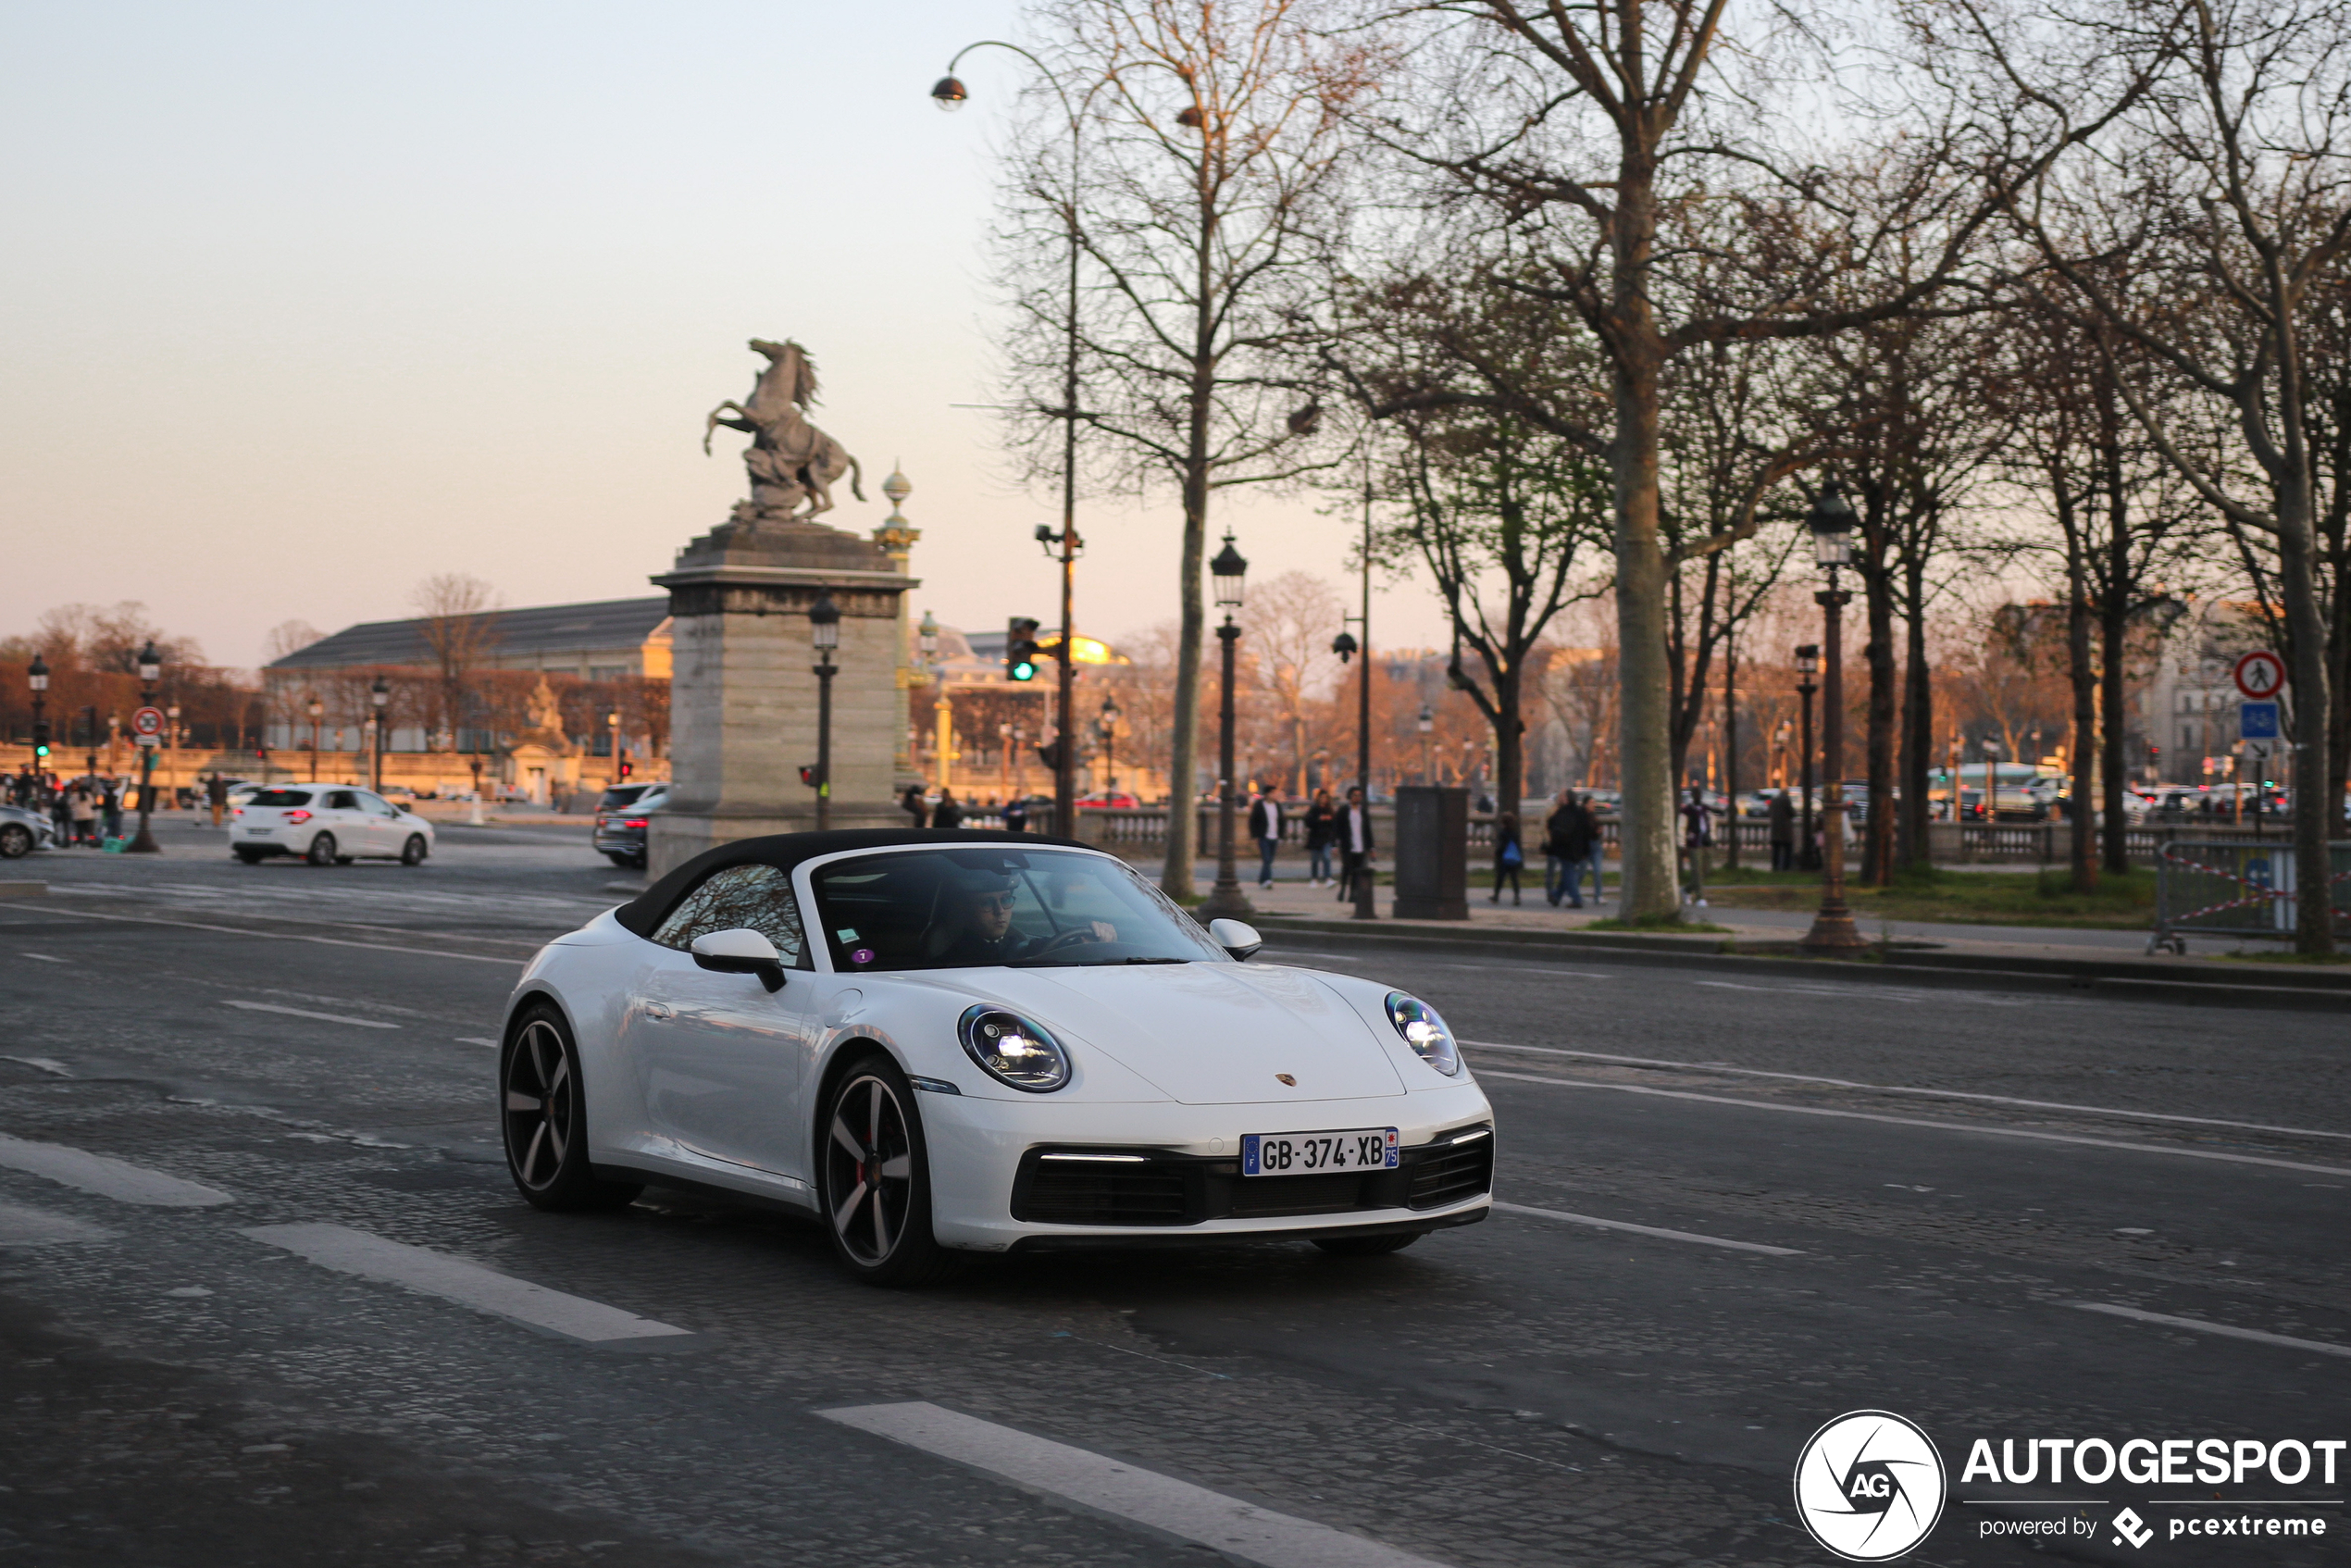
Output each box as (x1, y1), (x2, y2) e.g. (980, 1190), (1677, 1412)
(703, 338), (865, 522)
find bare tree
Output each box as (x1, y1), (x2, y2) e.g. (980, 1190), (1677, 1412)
(1945, 0), (2351, 950)
(993, 0), (1372, 895)
(263, 621), (325, 664)
(1247, 570), (1346, 792)
(410, 574), (502, 753)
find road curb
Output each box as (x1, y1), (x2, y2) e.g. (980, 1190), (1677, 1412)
(1251, 915), (2351, 1013)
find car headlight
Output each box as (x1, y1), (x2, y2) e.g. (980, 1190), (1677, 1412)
(957, 1005), (1071, 1092)
(1385, 992), (1461, 1076)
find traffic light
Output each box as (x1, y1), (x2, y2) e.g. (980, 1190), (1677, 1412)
(31, 719), (49, 759)
(616, 758), (633, 778)
(799, 765), (818, 787)
(1006, 617), (1042, 682)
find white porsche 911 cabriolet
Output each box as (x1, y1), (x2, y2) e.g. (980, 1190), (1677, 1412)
(499, 829), (1493, 1285)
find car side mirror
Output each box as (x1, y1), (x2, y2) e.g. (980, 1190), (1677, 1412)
(1207, 918), (1262, 961)
(690, 927), (787, 991)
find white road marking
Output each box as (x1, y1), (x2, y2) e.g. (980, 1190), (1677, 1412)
(0, 1199), (115, 1246)
(455, 1036), (500, 1048)
(0, 1056), (70, 1077)
(820, 1401), (1454, 1568)
(1492, 1201), (1802, 1255)
(2072, 1302), (2351, 1360)
(0, 1133), (235, 1206)
(0, 904), (523, 964)
(222, 1000), (400, 1029)
(18, 952), (67, 963)
(241, 1223), (691, 1343)
(1472, 1069), (2351, 1179)
(1465, 1040), (2351, 1145)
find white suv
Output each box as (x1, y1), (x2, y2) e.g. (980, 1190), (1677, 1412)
(230, 785), (435, 866)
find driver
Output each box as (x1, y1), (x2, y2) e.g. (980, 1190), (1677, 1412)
(930, 866), (1113, 965)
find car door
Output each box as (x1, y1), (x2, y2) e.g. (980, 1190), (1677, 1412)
(354, 791), (403, 854)
(624, 863), (817, 1181)
(317, 790), (372, 854)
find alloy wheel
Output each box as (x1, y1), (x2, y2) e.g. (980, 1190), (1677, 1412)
(826, 1075), (914, 1265)
(504, 1018), (575, 1193)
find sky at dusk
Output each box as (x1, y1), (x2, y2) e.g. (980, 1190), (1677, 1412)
(0, 1), (1452, 670)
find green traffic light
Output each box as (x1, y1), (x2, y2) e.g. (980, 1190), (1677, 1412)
(1012, 660), (1037, 681)
(33, 744), (49, 758)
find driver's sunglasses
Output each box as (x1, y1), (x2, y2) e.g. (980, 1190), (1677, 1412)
(975, 893), (1017, 912)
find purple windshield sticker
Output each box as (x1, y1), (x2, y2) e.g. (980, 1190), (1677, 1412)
(851, 947), (876, 965)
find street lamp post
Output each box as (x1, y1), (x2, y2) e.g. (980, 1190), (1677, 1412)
(1097, 693), (1121, 796)
(307, 697), (323, 783)
(126, 641), (165, 854)
(1200, 534), (1253, 921)
(1417, 703), (1434, 783)
(1795, 645), (1819, 870)
(606, 710), (622, 789)
(1331, 473), (1377, 921)
(917, 611), (950, 792)
(370, 676), (390, 792)
(809, 592), (840, 832)
(935, 44), (1099, 840)
(1798, 485), (1865, 952)
(27, 655), (49, 776)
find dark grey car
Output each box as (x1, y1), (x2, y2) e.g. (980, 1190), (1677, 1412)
(591, 784), (667, 868)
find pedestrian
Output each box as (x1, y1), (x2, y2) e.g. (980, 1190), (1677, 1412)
(1004, 796), (1028, 833)
(50, 784), (72, 847)
(1302, 789), (1337, 887)
(900, 784), (929, 829)
(70, 782), (97, 847)
(1336, 785), (1375, 904)
(101, 780), (121, 841)
(1490, 811), (1524, 904)
(1767, 788), (1795, 872)
(1575, 793), (1608, 907)
(206, 771), (229, 828)
(1543, 790), (1584, 907)
(1680, 787), (1712, 906)
(1248, 782), (1283, 889)
(931, 789), (965, 831)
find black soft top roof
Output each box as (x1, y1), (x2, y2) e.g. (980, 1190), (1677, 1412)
(613, 828), (1094, 938)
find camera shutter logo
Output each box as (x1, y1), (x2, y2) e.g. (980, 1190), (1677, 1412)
(1793, 1411), (1947, 1562)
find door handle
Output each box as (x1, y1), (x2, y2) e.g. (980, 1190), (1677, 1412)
(642, 1002), (675, 1022)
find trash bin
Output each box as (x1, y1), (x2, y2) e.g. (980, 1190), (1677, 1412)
(1392, 785), (1469, 920)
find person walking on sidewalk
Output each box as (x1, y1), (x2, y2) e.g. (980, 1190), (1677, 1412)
(1767, 789), (1795, 872)
(1303, 789), (1337, 887)
(930, 789), (964, 831)
(1490, 811), (1524, 904)
(900, 784), (929, 829)
(1336, 785), (1375, 904)
(1680, 787), (1713, 906)
(206, 772), (229, 828)
(1248, 782), (1284, 888)
(101, 779), (122, 841)
(69, 783), (98, 847)
(1574, 793), (1607, 907)
(1545, 790), (1591, 907)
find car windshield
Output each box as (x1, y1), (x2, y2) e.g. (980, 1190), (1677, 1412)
(808, 847), (1228, 973)
(248, 789), (314, 807)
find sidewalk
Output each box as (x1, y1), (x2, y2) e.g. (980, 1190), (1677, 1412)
(1195, 863), (2332, 977)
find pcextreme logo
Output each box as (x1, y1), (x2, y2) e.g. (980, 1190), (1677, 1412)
(1793, 1410), (1948, 1562)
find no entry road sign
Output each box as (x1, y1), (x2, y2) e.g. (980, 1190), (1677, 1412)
(2233, 649), (2286, 700)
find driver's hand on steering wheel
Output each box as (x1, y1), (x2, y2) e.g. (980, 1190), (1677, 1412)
(1090, 920), (1116, 942)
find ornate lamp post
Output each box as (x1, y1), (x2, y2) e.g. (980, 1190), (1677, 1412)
(1097, 693), (1121, 796)
(1331, 467), (1377, 921)
(1200, 534), (1253, 920)
(1795, 644), (1819, 870)
(1417, 703), (1435, 783)
(917, 610), (951, 791)
(606, 709), (623, 788)
(370, 676), (390, 792)
(307, 696), (324, 783)
(1798, 485), (1865, 952)
(809, 592), (841, 832)
(126, 641), (165, 853)
(27, 654), (49, 772)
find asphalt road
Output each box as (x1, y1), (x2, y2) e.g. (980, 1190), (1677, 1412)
(1, 821), (2344, 1567)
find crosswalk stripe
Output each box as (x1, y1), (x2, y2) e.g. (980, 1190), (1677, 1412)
(0, 1133), (235, 1206)
(242, 1223), (692, 1343)
(821, 1401), (1454, 1568)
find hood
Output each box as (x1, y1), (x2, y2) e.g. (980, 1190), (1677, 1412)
(961, 963), (1405, 1105)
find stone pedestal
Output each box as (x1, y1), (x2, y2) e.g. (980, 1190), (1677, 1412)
(646, 516), (917, 879)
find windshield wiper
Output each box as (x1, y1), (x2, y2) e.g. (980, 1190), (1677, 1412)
(1007, 953), (1191, 968)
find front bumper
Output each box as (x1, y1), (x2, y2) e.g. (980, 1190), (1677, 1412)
(916, 1081), (1495, 1251)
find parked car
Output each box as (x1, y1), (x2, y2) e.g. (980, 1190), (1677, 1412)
(593, 783), (668, 868)
(0, 803), (56, 859)
(379, 786), (419, 811)
(230, 785), (435, 865)
(499, 831), (1494, 1284)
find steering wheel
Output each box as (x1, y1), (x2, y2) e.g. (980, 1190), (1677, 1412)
(1036, 927), (1099, 953)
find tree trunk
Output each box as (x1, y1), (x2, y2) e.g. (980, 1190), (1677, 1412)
(1495, 660), (1524, 818)
(2277, 480), (2336, 953)
(1723, 637), (1741, 869)
(1860, 495), (1897, 888)
(1899, 550), (1933, 869)
(1161, 454), (1209, 899)
(2060, 490), (2098, 894)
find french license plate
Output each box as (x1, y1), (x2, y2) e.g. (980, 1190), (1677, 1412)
(1241, 1126), (1398, 1176)
(242, 828), (273, 836)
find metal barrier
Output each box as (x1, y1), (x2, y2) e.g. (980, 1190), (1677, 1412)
(2147, 840), (2351, 954)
